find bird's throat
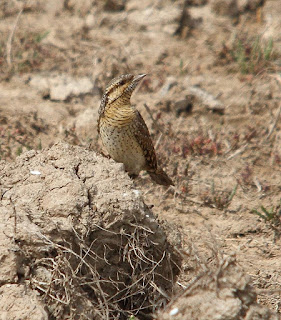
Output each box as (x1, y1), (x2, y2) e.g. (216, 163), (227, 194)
(103, 103), (136, 127)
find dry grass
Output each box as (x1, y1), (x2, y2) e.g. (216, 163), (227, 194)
(0, 112), (46, 160)
(27, 221), (181, 320)
(0, 29), (59, 79)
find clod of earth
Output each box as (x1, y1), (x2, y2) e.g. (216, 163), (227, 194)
(157, 256), (279, 320)
(0, 142), (181, 320)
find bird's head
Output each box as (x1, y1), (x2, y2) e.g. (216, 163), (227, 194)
(99, 74), (146, 114)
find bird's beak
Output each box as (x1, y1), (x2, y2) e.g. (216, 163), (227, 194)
(127, 74), (146, 93)
(133, 74), (146, 83)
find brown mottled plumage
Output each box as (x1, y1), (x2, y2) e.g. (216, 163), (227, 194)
(98, 74), (174, 186)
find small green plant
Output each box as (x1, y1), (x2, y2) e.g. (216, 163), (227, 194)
(37, 139), (42, 150)
(179, 58), (188, 75)
(200, 181), (238, 210)
(34, 31), (49, 43)
(16, 146), (23, 156)
(231, 36), (274, 74)
(252, 201), (281, 240)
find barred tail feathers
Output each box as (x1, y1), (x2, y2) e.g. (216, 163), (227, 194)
(148, 168), (174, 186)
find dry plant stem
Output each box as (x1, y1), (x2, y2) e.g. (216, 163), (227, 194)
(154, 132), (163, 150)
(6, 1), (30, 67)
(144, 103), (164, 134)
(33, 218), (177, 319)
(227, 143), (248, 160)
(253, 176), (262, 192)
(266, 103), (281, 140)
(36, 233), (111, 314)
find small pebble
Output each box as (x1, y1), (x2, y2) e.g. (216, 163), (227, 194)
(30, 170), (41, 175)
(169, 307), (179, 316)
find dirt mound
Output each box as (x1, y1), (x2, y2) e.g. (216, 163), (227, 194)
(0, 142), (181, 320)
(157, 256), (278, 320)
(1, 0), (281, 317)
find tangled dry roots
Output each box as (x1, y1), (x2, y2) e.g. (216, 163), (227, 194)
(0, 142), (181, 320)
(32, 223), (178, 319)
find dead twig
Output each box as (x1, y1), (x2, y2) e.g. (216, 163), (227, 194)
(266, 103), (281, 140)
(154, 132), (163, 150)
(144, 103), (164, 134)
(227, 144), (248, 160)
(6, 1), (29, 68)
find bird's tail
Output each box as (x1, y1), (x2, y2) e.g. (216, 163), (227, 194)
(148, 168), (174, 186)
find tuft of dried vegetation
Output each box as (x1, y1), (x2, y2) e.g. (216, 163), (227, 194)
(273, 152), (281, 165)
(166, 132), (223, 159)
(239, 164), (254, 186)
(0, 112), (47, 160)
(27, 221), (181, 320)
(0, 30), (53, 76)
(181, 135), (222, 157)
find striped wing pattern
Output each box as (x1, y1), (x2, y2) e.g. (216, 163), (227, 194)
(131, 110), (158, 171)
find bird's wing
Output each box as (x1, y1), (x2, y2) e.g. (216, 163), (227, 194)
(131, 110), (158, 171)
(97, 93), (108, 134)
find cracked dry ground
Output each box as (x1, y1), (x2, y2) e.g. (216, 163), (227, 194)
(0, 0), (281, 318)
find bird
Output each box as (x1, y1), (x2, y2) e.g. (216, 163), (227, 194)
(97, 74), (174, 186)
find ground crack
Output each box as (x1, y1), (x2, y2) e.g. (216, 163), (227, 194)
(49, 181), (72, 192)
(74, 163), (81, 180)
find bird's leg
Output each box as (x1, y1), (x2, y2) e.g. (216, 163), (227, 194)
(100, 151), (111, 159)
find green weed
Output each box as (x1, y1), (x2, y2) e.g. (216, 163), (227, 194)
(200, 181), (238, 210)
(252, 201), (281, 240)
(34, 31), (50, 43)
(231, 36), (274, 74)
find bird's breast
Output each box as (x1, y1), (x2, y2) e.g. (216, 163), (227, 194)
(99, 114), (146, 175)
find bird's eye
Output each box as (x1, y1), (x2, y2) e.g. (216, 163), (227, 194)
(119, 79), (125, 85)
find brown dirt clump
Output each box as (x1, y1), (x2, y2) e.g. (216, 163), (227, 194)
(157, 256), (279, 320)
(0, 142), (181, 320)
(0, 284), (48, 320)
